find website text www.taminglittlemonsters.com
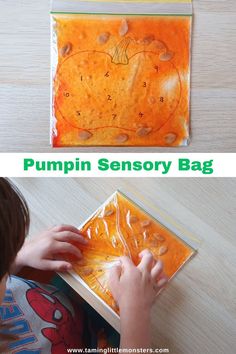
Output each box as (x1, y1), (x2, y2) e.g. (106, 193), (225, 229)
(67, 349), (169, 353)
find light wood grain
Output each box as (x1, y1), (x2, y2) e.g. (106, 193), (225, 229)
(0, 0), (235, 152)
(11, 178), (236, 353)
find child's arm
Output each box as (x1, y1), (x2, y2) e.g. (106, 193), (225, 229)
(12, 225), (87, 274)
(109, 250), (168, 350)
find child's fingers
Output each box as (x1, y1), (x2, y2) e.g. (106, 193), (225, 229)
(159, 272), (168, 283)
(119, 256), (135, 271)
(42, 259), (72, 272)
(109, 264), (122, 284)
(153, 274), (168, 294)
(53, 224), (81, 235)
(138, 249), (154, 272)
(52, 242), (82, 259)
(151, 260), (164, 281)
(108, 265), (122, 298)
(156, 277), (168, 290)
(55, 231), (88, 245)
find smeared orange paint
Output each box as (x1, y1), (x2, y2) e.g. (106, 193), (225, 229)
(72, 192), (195, 313)
(52, 14), (191, 146)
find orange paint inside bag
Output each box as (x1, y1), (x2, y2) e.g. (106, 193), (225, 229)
(72, 192), (195, 313)
(52, 14), (191, 147)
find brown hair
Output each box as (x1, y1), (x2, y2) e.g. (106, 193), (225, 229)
(0, 178), (30, 280)
(0, 178), (30, 348)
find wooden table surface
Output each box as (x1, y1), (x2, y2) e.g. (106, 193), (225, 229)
(0, 0), (235, 152)
(11, 178), (236, 354)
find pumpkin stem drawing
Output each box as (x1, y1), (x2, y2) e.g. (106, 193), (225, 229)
(111, 37), (132, 65)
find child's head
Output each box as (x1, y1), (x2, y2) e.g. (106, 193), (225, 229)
(0, 178), (30, 304)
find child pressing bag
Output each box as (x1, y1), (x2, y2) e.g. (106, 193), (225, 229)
(65, 190), (196, 317)
(50, 0), (192, 147)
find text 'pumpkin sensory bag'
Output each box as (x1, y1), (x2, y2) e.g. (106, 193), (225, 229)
(67, 191), (195, 315)
(51, 1), (192, 147)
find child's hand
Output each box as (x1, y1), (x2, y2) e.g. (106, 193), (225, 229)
(109, 250), (168, 350)
(14, 225), (87, 273)
(109, 249), (168, 314)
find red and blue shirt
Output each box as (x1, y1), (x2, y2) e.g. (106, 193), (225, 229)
(0, 276), (83, 354)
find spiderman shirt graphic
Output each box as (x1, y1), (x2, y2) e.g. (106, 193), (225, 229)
(0, 276), (83, 354)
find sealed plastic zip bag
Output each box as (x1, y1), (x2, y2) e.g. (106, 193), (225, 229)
(65, 191), (196, 317)
(51, 0), (192, 147)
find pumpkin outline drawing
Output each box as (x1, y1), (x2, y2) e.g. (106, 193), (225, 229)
(53, 36), (183, 143)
